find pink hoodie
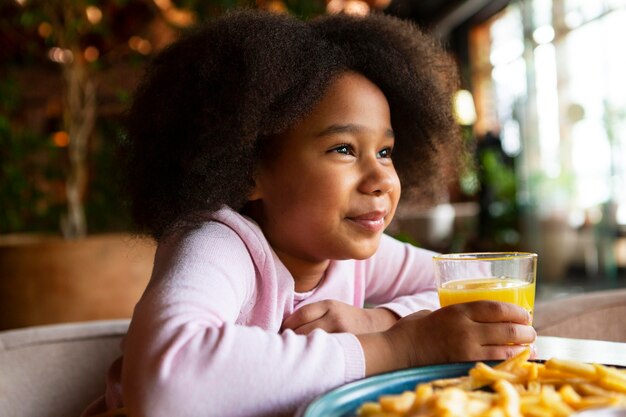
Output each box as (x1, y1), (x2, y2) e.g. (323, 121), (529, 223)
(83, 207), (438, 417)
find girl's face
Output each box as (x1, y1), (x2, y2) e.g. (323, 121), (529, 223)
(249, 71), (401, 276)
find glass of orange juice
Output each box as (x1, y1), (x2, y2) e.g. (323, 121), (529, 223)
(433, 252), (538, 323)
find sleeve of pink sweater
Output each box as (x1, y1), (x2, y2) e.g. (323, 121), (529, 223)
(121, 221), (364, 417)
(362, 234), (440, 317)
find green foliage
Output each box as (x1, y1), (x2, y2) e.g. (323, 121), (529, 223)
(391, 231), (421, 247)
(478, 147), (520, 248)
(286, 0), (326, 19)
(85, 119), (133, 233)
(480, 149), (516, 200)
(0, 76), (65, 233)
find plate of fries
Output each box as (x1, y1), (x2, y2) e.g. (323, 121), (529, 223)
(302, 348), (626, 417)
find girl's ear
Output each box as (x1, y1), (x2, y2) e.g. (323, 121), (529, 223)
(248, 177), (263, 201)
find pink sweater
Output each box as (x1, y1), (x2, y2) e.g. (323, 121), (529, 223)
(87, 207), (438, 417)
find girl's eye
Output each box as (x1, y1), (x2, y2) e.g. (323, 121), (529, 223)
(377, 147), (393, 159)
(330, 144), (354, 155)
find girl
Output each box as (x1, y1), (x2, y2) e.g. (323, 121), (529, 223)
(84, 9), (535, 417)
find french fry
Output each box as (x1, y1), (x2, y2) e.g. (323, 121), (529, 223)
(521, 404), (552, 417)
(545, 358), (597, 379)
(431, 377), (468, 388)
(410, 383), (434, 413)
(558, 384), (582, 408)
(598, 376), (626, 394)
(539, 384), (574, 417)
(526, 380), (542, 395)
(495, 348), (532, 373)
(482, 406), (507, 417)
(576, 396), (622, 410)
(525, 362), (540, 381)
(434, 387), (468, 417)
(595, 363), (626, 384)
(466, 398), (492, 416)
(379, 391), (415, 413)
(357, 402), (384, 417)
(471, 362), (522, 384)
(494, 379), (522, 417)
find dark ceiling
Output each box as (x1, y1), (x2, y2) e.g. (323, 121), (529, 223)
(385, 0), (512, 85)
(386, 0), (512, 40)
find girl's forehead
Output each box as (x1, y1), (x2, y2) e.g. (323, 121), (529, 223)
(289, 72), (389, 126)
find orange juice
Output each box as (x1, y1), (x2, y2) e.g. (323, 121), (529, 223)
(438, 277), (536, 321)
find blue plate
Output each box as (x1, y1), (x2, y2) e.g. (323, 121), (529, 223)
(302, 362), (490, 417)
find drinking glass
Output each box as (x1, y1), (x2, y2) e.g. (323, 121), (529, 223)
(433, 252), (538, 323)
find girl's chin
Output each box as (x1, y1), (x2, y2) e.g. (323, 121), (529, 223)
(346, 238), (382, 260)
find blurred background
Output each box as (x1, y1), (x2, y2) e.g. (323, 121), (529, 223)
(1, 0), (626, 329)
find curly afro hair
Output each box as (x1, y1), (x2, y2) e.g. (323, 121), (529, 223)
(123, 9), (462, 240)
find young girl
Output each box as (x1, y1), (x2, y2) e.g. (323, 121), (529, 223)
(84, 9), (535, 417)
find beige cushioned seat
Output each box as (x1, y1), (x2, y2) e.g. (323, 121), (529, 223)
(0, 320), (128, 417)
(534, 287), (626, 343)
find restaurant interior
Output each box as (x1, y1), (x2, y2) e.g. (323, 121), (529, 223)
(2, 1), (626, 417)
(4, 0), (625, 321)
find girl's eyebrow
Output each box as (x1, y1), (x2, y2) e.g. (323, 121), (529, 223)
(315, 124), (395, 138)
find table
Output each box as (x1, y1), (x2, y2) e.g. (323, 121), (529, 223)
(535, 335), (626, 366)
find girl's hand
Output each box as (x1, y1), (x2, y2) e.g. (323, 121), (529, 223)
(281, 300), (398, 335)
(357, 301), (536, 376)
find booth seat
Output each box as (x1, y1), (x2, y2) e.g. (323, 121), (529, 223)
(533, 287), (626, 343)
(0, 320), (128, 417)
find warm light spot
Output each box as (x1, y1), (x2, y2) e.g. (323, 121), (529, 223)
(47, 47), (74, 64)
(128, 36), (142, 51)
(326, 0), (344, 14)
(137, 40), (152, 54)
(85, 6), (102, 24)
(453, 90), (477, 126)
(565, 11), (584, 29)
(84, 46), (99, 62)
(264, 0), (287, 13)
(15, 0), (26, 5)
(129, 36), (153, 55)
(153, 0), (172, 10)
(52, 131), (70, 147)
(533, 25), (555, 45)
(343, 0), (369, 15)
(38, 22), (53, 38)
(152, 0), (195, 27)
(617, 204), (626, 226)
(371, 0), (391, 10)
(164, 8), (195, 27)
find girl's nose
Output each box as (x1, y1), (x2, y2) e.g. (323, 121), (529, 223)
(358, 158), (397, 196)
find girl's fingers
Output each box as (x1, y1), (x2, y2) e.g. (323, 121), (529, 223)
(461, 301), (532, 325)
(289, 318), (334, 335)
(478, 322), (537, 346)
(281, 302), (328, 330)
(479, 344), (534, 361)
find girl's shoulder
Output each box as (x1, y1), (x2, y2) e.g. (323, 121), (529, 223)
(162, 207), (262, 249)
(209, 206), (268, 249)
(160, 206), (274, 272)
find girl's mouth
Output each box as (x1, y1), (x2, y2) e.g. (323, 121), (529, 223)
(346, 211), (387, 233)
